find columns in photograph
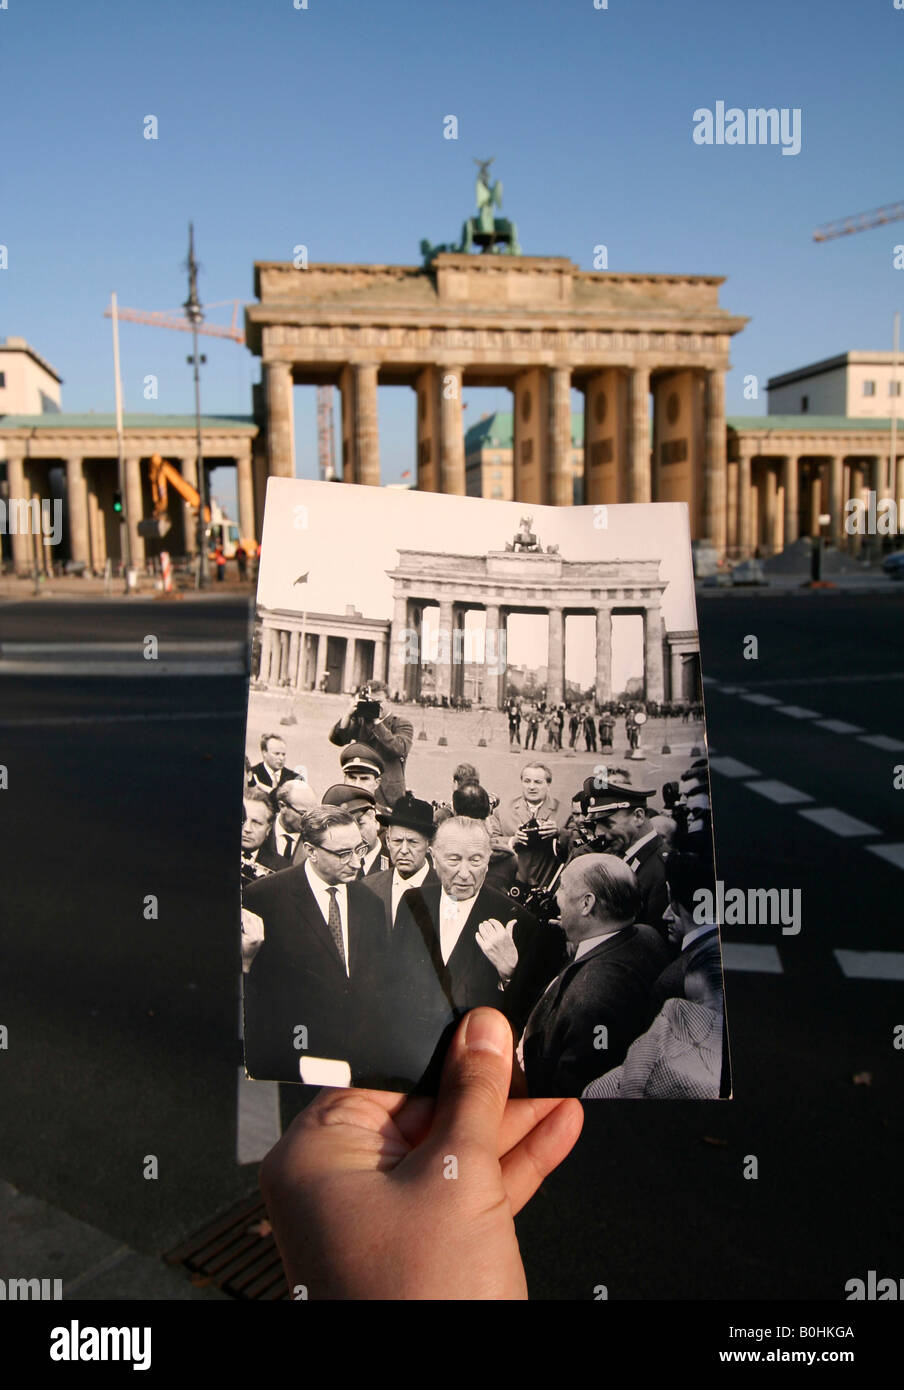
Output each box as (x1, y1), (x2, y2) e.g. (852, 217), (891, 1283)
(288, 630), (300, 688)
(546, 607), (564, 706)
(265, 361), (295, 478)
(259, 625), (275, 684)
(594, 605), (612, 706)
(702, 368), (726, 551)
(342, 636), (357, 693)
(314, 632), (328, 690)
(386, 593), (410, 701)
(439, 364), (465, 494)
(64, 456), (90, 567)
(627, 366), (651, 503)
(435, 597), (454, 701)
(373, 631), (387, 686)
(670, 647), (684, 703)
(547, 365), (573, 506)
(124, 456), (145, 569)
(484, 602), (504, 708)
(643, 606), (664, 703)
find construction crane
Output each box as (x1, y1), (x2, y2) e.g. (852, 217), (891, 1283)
(316, 385), (337, 480)
(813, 199), (904, 243)
(103, 297), (245, 341)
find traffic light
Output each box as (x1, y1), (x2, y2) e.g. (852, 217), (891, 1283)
(113, 490), (123, 515)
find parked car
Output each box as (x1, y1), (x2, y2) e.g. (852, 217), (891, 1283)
(731, 558), (768, 586)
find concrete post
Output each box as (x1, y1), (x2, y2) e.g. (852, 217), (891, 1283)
(594, 606), (612, 706)
(548, 366), (573, 505)
(355, 363), (381, 486)
(265, 361), (295, 478)
(703, 368), (727, 552)
(546, 608), (565, 705)
(644, 607), (665, 703)
(627, 366), (651, 503)
(65, 456), (90, 567)
(439, 365), (465, 494)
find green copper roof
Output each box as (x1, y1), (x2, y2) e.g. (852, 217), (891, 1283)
(465, 410), (584, 448)
(727, 415), (900, 431)
(0, 413), (256, 430)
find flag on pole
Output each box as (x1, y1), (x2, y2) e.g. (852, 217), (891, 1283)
(293, 572), (309, 586)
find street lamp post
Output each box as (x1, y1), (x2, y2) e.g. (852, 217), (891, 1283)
(184, 223), (209, 590)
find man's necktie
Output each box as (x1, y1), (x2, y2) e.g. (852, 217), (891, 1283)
(283, 835), (295, 859)
(326, 887), (346, 968)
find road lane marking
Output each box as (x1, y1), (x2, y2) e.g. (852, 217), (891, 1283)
(740, 693), (781, 705)
(744, 779), (813, 804)
(721, 943), (783, 973)
(858, 733), (904, 752)
(798, 807), (879, 837)
(834, 951), (904, 981)
(710, 756), (762, 778)
(815, 719), (864, 734)
(775, 705), (820, 719)
(713, 684), (746, 694)
(866, 843), (904, 871)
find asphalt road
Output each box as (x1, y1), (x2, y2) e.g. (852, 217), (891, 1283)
(1, 593), (902, 1299)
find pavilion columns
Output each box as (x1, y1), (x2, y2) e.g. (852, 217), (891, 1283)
(4, 454), (33, 575)
(435, 598), (454, 701)
(237, 447), (256, 541)
(342, 635), (357, 693)
(594, 605), (612, 706)
(737, 443), (754, 559)
(265, 361), (295, 479)
(313, 632), (328, 690)
(178, 453), (198, 554)
(373, 631), (387, 686)
(547, 366), (573, 506)
(484, 603), (504, 708)
(124, 456), (145, 570)
(386, 593), (410, 702)
(547, 607), (565, 706)
(760, 465), (779, 554)
(827, 455), (844, 545)
(702, 368), (726, 552)
(644, 606), (665, 703)
(781, 455), (799, 547)
(288, 630), (300, 689)
(670, 647), (684, 703)
(438, 365), (466, 495)
(87, 482), (107, 570)
(260, 625), (275, 684)
(64, 456), (90, 567)
(726, 457), (739, 554)
(627, 366), (651, 503)
(807, 464), (823, 537)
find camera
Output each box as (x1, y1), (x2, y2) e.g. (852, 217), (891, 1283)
(519, 814), (543, 848)
(662, 780), (680, 808)
(356, 684), (382, 722)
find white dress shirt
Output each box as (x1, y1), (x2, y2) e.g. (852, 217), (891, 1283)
(361, 841), (383, 877)
(390, 860), (431, 924)
(305, 860), (349, 975)
(275, 815), (298, 860)
(625, 829), (658, 866)
(438, 888), (476, 965)
(574, 926), (628, 961)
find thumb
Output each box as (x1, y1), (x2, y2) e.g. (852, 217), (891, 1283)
(429, 1009), (513, 1157)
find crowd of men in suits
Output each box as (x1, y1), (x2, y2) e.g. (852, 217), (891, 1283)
(240, 678), (725, 1101)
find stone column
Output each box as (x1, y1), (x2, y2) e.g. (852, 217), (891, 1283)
(738, 445), (753, 558)
(548, 366), (573, 506)
(265, 361), (295, 479)
(179, 453), (198, 554)
(64, 456), (90, 567)
(762, 465), (778, 554)
(314, 632), (328, 690)
(627, 366), (651, 503)
(703, 368), (727, 552)
(342, 636), (357, 693)
(452, 606), (466, 701)
(594, 606), (612, 705)
(726, 459), (739, 554)
(435, 598), (454, 701)
(339, 364), (356, 484)
(439, 365), (465, 494)
(260, 625), (275, 684)
(781, 455), (799, 547)
(808, 465), (822, 537)
(124, 456), (145, 569)
(354, 363), (380, 486)
(386, 595), (409, 700)
(5, 454), (33, 575)
(484, 603), (504, 708)
(87, 481), (106, 570)
(670, 647), (684, 702)
(644, 606), (665, 703)
(237, 449), (256, 541)
(827, 455), (844, 544)
(288, 629), (300, 688)
(415, 366), (440, 492)
(546, 608), (565, 706)
(373, 632), (387, 686)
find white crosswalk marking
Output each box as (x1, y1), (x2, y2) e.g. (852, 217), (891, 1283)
(815, 719), (864, 734)
(740, 694), (781, 705)
(721, 943), (784, 973)
(745, 779), (813, 805)
(776, 705), (820, 719)
(715, 684), (746, 694)
(866, 843), (904, 871)
(798, 807), (879, 837)
(858, 733), (904, 752)
(834, 951), (904, 981)
(710, 756), (761, 778)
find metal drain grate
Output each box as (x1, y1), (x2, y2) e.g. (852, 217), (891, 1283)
(165, 1196), (289, 1300)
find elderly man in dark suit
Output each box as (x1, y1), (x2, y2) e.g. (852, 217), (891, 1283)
(242, 806), (389, 1084)
(570, 782), (670, 936)
(380, 816), (561, 1092)
(519, 853), (671, 1097)
(359, 791), (439, 930)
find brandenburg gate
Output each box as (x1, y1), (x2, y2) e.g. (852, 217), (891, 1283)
(245, 254), (747, 553)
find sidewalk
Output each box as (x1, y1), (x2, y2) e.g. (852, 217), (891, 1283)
(697, 571), (904, 597)
(0, 1181), (227, 1301)
(0, 573), (256, 601)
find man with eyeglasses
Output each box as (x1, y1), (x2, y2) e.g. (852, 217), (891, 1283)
(242, 806), (389, 1083)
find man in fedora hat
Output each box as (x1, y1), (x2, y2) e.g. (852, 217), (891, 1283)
(359, 790), (439, 929)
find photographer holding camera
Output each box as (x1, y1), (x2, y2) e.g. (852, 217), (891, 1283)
(329, 680), (414, 809)
(488, 762), (562, 891)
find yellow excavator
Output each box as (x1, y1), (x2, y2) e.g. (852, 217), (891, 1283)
(138, 454), (256, 558)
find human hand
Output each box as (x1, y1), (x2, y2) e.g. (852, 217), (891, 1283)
(513, 828), (531, 847)
(536, 820), (557, 840)
(259, 1008), (583, 1300)
(475, 917), (518, 982)
(241, 907), (265, 972)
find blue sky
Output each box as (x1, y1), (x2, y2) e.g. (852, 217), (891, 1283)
(2, 0), (902, 511)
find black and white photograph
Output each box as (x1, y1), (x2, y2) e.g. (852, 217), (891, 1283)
(240, 478), (728, 1100)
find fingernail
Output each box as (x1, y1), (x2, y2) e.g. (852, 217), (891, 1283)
(464, 1008), (508, 1057)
